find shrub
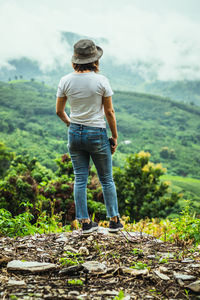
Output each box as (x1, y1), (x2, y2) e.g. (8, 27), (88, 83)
(113, 151), (180, 221)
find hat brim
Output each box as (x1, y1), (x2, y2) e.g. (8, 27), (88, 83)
(71, 46), (103, 64)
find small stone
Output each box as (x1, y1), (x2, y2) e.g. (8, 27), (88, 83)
(177, 279), (185, 287)
(63, 246), (78, 253)
(181, 258), (194, 263)
(36, 247), (43, 252)
(186, 280), (200, 292)
(16, 244), (27, 249)
(97, 290), (118, 296)
(82, 261), (107, 273)
(59, 264), (84, 275)
(7, 260), (57, 273)
(68, 291), (80, 296)
(189, 264), (200, 268)
(8, 279), (26, 287)
(56, 236), (68, 243)
(57, 289), (65, 295)
(154, 270), (170, 280)
(122, 267), (148, 276)
(78, 246), (89, 256)
(87, 235), (94, 241)
(78, 294), (88, 299)
(4, 248), (12, 252)
(173, 272), (196, 281)
(159, 252), (174, 259)
(147, 255), (156, 259)
(159, 266), (170, 274)
(27, 243), (35, 248)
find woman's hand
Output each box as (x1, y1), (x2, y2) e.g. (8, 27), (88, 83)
(110, 137), (118, 154)
(66, 119), (71, 127)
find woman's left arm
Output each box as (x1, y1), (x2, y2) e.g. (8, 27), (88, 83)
(56, 96), (71, 126)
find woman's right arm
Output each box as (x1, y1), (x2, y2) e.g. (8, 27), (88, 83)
(103, 96), (118, 154)
(56, 96), (71, 126)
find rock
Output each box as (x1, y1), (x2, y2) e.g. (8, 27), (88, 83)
(56, 236), (68, 243)
(7, 260), (57, 273)
(147, 255), (156, 259)
(36, 247), (43, 252)
(177, 279), (185, 287)
(159, 266), (170, 274)
(59, 264), (84, 275)
(63, 246), (78, 253)
(4, 248), (12, 253)
(122, 267), (148, 276)
(154, 270), (170, 280)
(68, 291), (80, 296)
(186, 280), (200, 292)
(87, 235), (94, 241)
(97, 290), (118, 296)
(16, 244), (27, 249)
(181, 258), (194, 263)
(173, 272), (196, 281)
(7, 279), (26, 287)
(189, 264), (200, 268)
(78, 247), (89, 256)
(159, 252), (174, 259)
(27, 243), (36, 248)
(82, 261), (107, 273)
(97, 290), (131, 299)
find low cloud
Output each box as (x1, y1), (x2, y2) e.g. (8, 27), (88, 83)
(0, 0), (200, 81)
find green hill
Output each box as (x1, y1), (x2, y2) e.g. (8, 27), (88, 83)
(161, 175), (200, 215)
(0, 80), (200, 179)
(0, 30), (199, 106)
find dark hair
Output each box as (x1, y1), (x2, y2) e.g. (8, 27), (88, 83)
(72, 60), (99, 72)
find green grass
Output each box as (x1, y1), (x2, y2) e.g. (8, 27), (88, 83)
(161, 175), (200, 196)
(161, 175), (200, 216)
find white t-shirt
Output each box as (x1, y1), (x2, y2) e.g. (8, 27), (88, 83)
(56, 71), (113, 128)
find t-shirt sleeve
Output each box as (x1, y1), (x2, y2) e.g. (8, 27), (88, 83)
(56, 78), (66, 97)
(102, 77), (114, 97)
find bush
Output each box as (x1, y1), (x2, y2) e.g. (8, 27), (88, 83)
(113, 151), (180, 221)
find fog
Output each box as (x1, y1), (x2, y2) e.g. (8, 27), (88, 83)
(0, 0), (200, 81)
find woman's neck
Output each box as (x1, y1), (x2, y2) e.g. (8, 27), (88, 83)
(74, 70), (91, 74)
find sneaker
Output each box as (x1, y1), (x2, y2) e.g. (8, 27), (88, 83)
(109, 216), (123, 232)
(82, 221), (98, 234)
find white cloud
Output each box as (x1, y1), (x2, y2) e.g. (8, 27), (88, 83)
(0, 0), (200, 80)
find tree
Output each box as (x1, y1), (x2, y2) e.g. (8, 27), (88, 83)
(113, 151), (180, 221)
(0, 142), (14, 178)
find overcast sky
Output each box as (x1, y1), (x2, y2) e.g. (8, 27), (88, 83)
(0, 0), (200, 81)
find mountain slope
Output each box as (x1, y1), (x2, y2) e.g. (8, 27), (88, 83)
(0, 31), (200, 106)
(0, 80), (200, 177)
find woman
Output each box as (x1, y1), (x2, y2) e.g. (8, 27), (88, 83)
(56, 39), (123, 234)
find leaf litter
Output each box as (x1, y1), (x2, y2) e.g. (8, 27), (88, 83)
(0, 228), (200, 299)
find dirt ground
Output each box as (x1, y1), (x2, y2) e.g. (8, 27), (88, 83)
(0, 228), (200, 300)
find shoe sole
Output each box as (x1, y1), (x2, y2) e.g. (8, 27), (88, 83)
(108, 227), (123, 232)
(82, 226), (98, 234)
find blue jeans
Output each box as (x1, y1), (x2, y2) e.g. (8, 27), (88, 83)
(68, 123), (119, 220)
